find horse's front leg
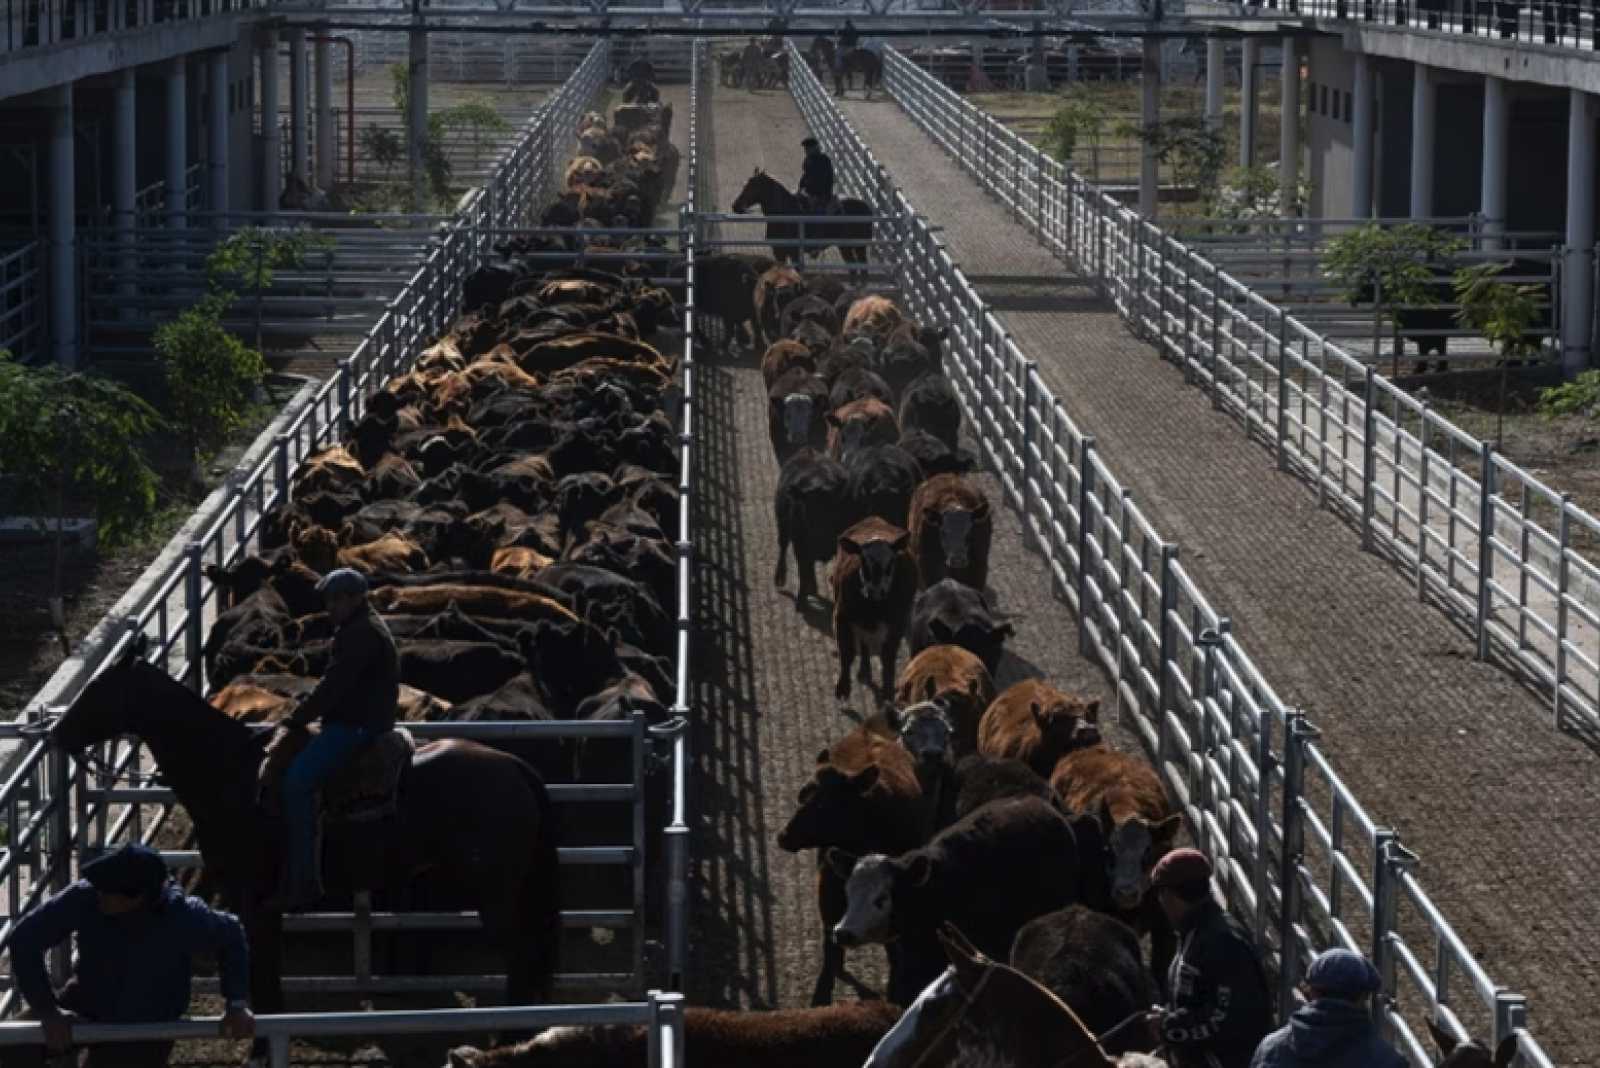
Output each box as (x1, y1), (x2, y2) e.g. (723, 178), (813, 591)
(240, 900), (285, 1067)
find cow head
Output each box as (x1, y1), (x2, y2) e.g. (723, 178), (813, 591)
(830, 850), (934, 947)
(840, 530), (909, 601)
(777, 761), (882, 852)
(1033, 695), (1102, 760)
(930, 506), (976, 570)
(288, 520), (341, 574)
(926, 615), (1015, 677)
(781, 392), (816, 445)
(1101, 798), (1184, 911)
(893, 698), (955, 769)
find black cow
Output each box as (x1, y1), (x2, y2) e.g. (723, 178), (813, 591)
(908, 579), (1015, 678)
(1357, 257), (1554, 374)
(1008, 906), (1159, 1056)
(953, 753), (1056, 820)
(774, 448), (852, 608)
(898, 373), (963, 449)
(897, 429), (973, 479)
(845, 444), (924, 531)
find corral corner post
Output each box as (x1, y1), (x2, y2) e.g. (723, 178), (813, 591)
(1275, 711), (1320, 1021)
(1369, 832), (1419, 1035)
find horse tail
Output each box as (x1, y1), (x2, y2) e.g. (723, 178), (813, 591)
(516, 757), (563, 1000)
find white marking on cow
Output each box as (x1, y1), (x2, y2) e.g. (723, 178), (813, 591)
(862, 967), (959, 1068)
(782, 393), (814, 443)
(835, 853), (895, 946)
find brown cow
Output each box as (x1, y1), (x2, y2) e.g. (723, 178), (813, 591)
(894, 644), (995, 757)
(825, 396), (897, 462)
(831, 518), (918, 701)
(444, 1001), (902, 1068)
(209, 674), (447, 723)
(753, 265), (806, 349)
(291, 523), (428, 576)
(978, 679), (1101, 779)
(1049, 744), (1180, 914)
(842, 294), (905, 342)
(778, 721), (940, 1006)
(291, 444), (364, 497)
(761, 338), (817, 388)
(908, 474), (993, 591)
(489, 545), (555, 581)
(369, 584), (578, 625)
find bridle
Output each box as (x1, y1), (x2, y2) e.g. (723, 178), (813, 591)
(907, 966), (993, 1068)
(23, 714), (166, 787)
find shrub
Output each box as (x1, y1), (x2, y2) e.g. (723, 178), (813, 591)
(1538, 370), (1600, 419)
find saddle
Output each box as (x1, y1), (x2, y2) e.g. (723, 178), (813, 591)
(259, 725), (415, 824)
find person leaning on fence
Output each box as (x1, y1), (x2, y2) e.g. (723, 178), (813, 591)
(1248, 949), (1406, 1068)
(4, 844), (254, 1068)
(1145, 848), (1274, 1068)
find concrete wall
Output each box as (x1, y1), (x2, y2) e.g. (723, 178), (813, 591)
(1306, 35), (1357, 218)
(1377, 60), (1411, 217)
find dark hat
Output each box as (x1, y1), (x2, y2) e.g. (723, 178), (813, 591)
(315, 567), (369, 598)
(801, 137), (820, 148)
(1149, 847), (1212, 890)
(82, 844), (168, 898)
(1305, 948), (1382, 997)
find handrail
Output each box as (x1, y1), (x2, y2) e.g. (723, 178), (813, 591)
(787, 39), (1560, 1066)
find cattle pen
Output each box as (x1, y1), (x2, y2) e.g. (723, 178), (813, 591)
(0, 23), (1588, 1068)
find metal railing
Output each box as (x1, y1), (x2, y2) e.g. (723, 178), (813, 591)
(2, 0), (265, 57)
(878, 41), (1600, 734)
(0, 240), (43, 362)
(0, 35), (699, 1043)
(787, 39), (1559, 1068)
(1284, 0), (1600, 55)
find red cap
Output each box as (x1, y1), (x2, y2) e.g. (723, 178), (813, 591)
(1150, 847), (1212, 890)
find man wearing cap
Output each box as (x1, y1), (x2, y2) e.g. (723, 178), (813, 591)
(6, 844), (254, 1066)
(272, 567), (400, 909)
(1248, 949), (1405, 1068)
(798, 137), (836, 213)
(1148, 847), (1273, 1068)
(839, 18), (860, 51)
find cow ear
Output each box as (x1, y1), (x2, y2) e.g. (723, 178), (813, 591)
(1083, 699), (1100, 724)
(1098, 795), (1115, 829)
(823, 847), (858, 878)
(927, 618), (953, 643)
(850, 764), (880, 793)
(1153, 813), (1183, 841)
(447, 1047), (482, 1068)
(905, 853), (934, 888)
(891, 531), (911, 553)
(1426, 1020), (1457, 1057)
(922, 676), (937, 702)
(815, 746), (831, 765)
(1030, 701), (1047, 727)
(1493, 1036), (1518, 1068)
(839, 536), (863, 556)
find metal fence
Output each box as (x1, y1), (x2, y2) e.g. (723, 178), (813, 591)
(1, 0), (264, 57)
(1284, 0), (1600, 54)
(787, 38), (1559, 1068)
(0, 240), (43, 362)
(0, 37), (689, 1062)
(878, 42), (1600, 736)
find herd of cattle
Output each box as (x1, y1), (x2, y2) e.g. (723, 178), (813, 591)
(200, 96), (685, 918)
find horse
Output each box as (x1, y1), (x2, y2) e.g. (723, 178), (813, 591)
(47, 639), (562, 1057)
(862, 923), (1167, 1068)
(731, 169), (873, 276)
(719, 50), (743, 87)
(835, 47), (883, 98)
(740, 40), (768, 89)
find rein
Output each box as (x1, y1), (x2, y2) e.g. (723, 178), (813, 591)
(908, 966), (993, 1068)
(79, 746), (167, 787)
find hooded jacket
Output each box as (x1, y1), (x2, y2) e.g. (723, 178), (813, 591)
(1250, 997), (1408, 1068)
(1161, 900), (1274, 1068)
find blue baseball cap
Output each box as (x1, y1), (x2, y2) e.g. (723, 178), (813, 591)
(82, 844), (168, 897)
(1306, 948), (1382, 997)
(315, 567), (369, 598)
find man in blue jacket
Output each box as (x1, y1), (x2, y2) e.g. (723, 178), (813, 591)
(1249, 949), (1407, 1068)
(7, 844), (254, 1067)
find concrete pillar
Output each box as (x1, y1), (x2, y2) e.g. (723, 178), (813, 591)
(165, 56), (187, 229)
(1351, 52), (1375, 218)
(1563, 89), (1595, 375)
(1205, 37), (1225, 131)
(408, 29), (430, 212)
(1240, 38), (1259, 168)
(112, 67), (136, 310)
(208, 51), (229, 227)
(259, 33), (281, 210)
(48, 84), (78, 369)
(1067, 45), (1080, 82)
(1140, 35), (1161, 218)
(315, 34), (334, 190)
(1481, 74), (1509, 248)
(1410, 63), (1436, 219)
(288, 27), (309, 185)
(1280, 36), (1300, 212)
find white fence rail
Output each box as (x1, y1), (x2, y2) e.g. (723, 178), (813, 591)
(879, 44), (1600, 736)
(788, 39), (1558, 1068)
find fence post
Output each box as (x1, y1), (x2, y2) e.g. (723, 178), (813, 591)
(1475, 442), (1496, 659)
(1210, 261), (1223, 409)
(1075, 437), (1097, 657)
(1553, 494), (1573, 726)
(1155, 544), (1180, 753)
(1277, 711), (1318, 1021)
(1021, 362), (1040, 534)
(336, 357), (352, 431)
(1360, 367), (1377, 552)
(1276, 310), (1290, 471)
(183, 541), (204, 692)
(46, 740), (73, 985)
(1370, 833), (1418, 1034)
(268, 1033), (291, 1068)
(1492, 992), (1528, 1052)
(273, 433), (292, 508)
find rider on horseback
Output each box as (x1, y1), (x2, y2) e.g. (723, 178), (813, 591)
(798, 137), (836, 214)
(271, 568), (399, 909)
(839, 17), (860, 51)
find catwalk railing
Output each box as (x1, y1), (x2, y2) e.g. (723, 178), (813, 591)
(879, 43), (1599, 737)
(1, 0), (265, 57)
(788, 39), (1557, 1068)
(0, 38), (705, 1054)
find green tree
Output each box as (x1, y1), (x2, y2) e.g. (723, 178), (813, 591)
(152, 296), (267, 470)
(206, 225), (335, 351)
(1123, 115), (1228, 208)
(1455, 262), (1550, 444)
(1538, 369), (1600, 420)
(0, 352), (163, 643)
(1322, 223), (1466, 362)
(1041, 97), (1108, 175)
(360, 123), (405, 180)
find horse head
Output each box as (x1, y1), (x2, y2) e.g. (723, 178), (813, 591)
(50, 633), (152, 753)
(732, 168), (781, 214)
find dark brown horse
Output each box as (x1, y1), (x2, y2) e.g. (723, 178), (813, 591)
(48, 641), (562, 1050)
(731, 169), (873, 276)
(809, 34), (837, 76)
(835, 47), (883, 98)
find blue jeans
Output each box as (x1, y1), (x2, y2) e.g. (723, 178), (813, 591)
(282, 723), (375, 900)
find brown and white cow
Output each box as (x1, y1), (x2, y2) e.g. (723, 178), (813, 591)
(894, 644), (995, 758)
